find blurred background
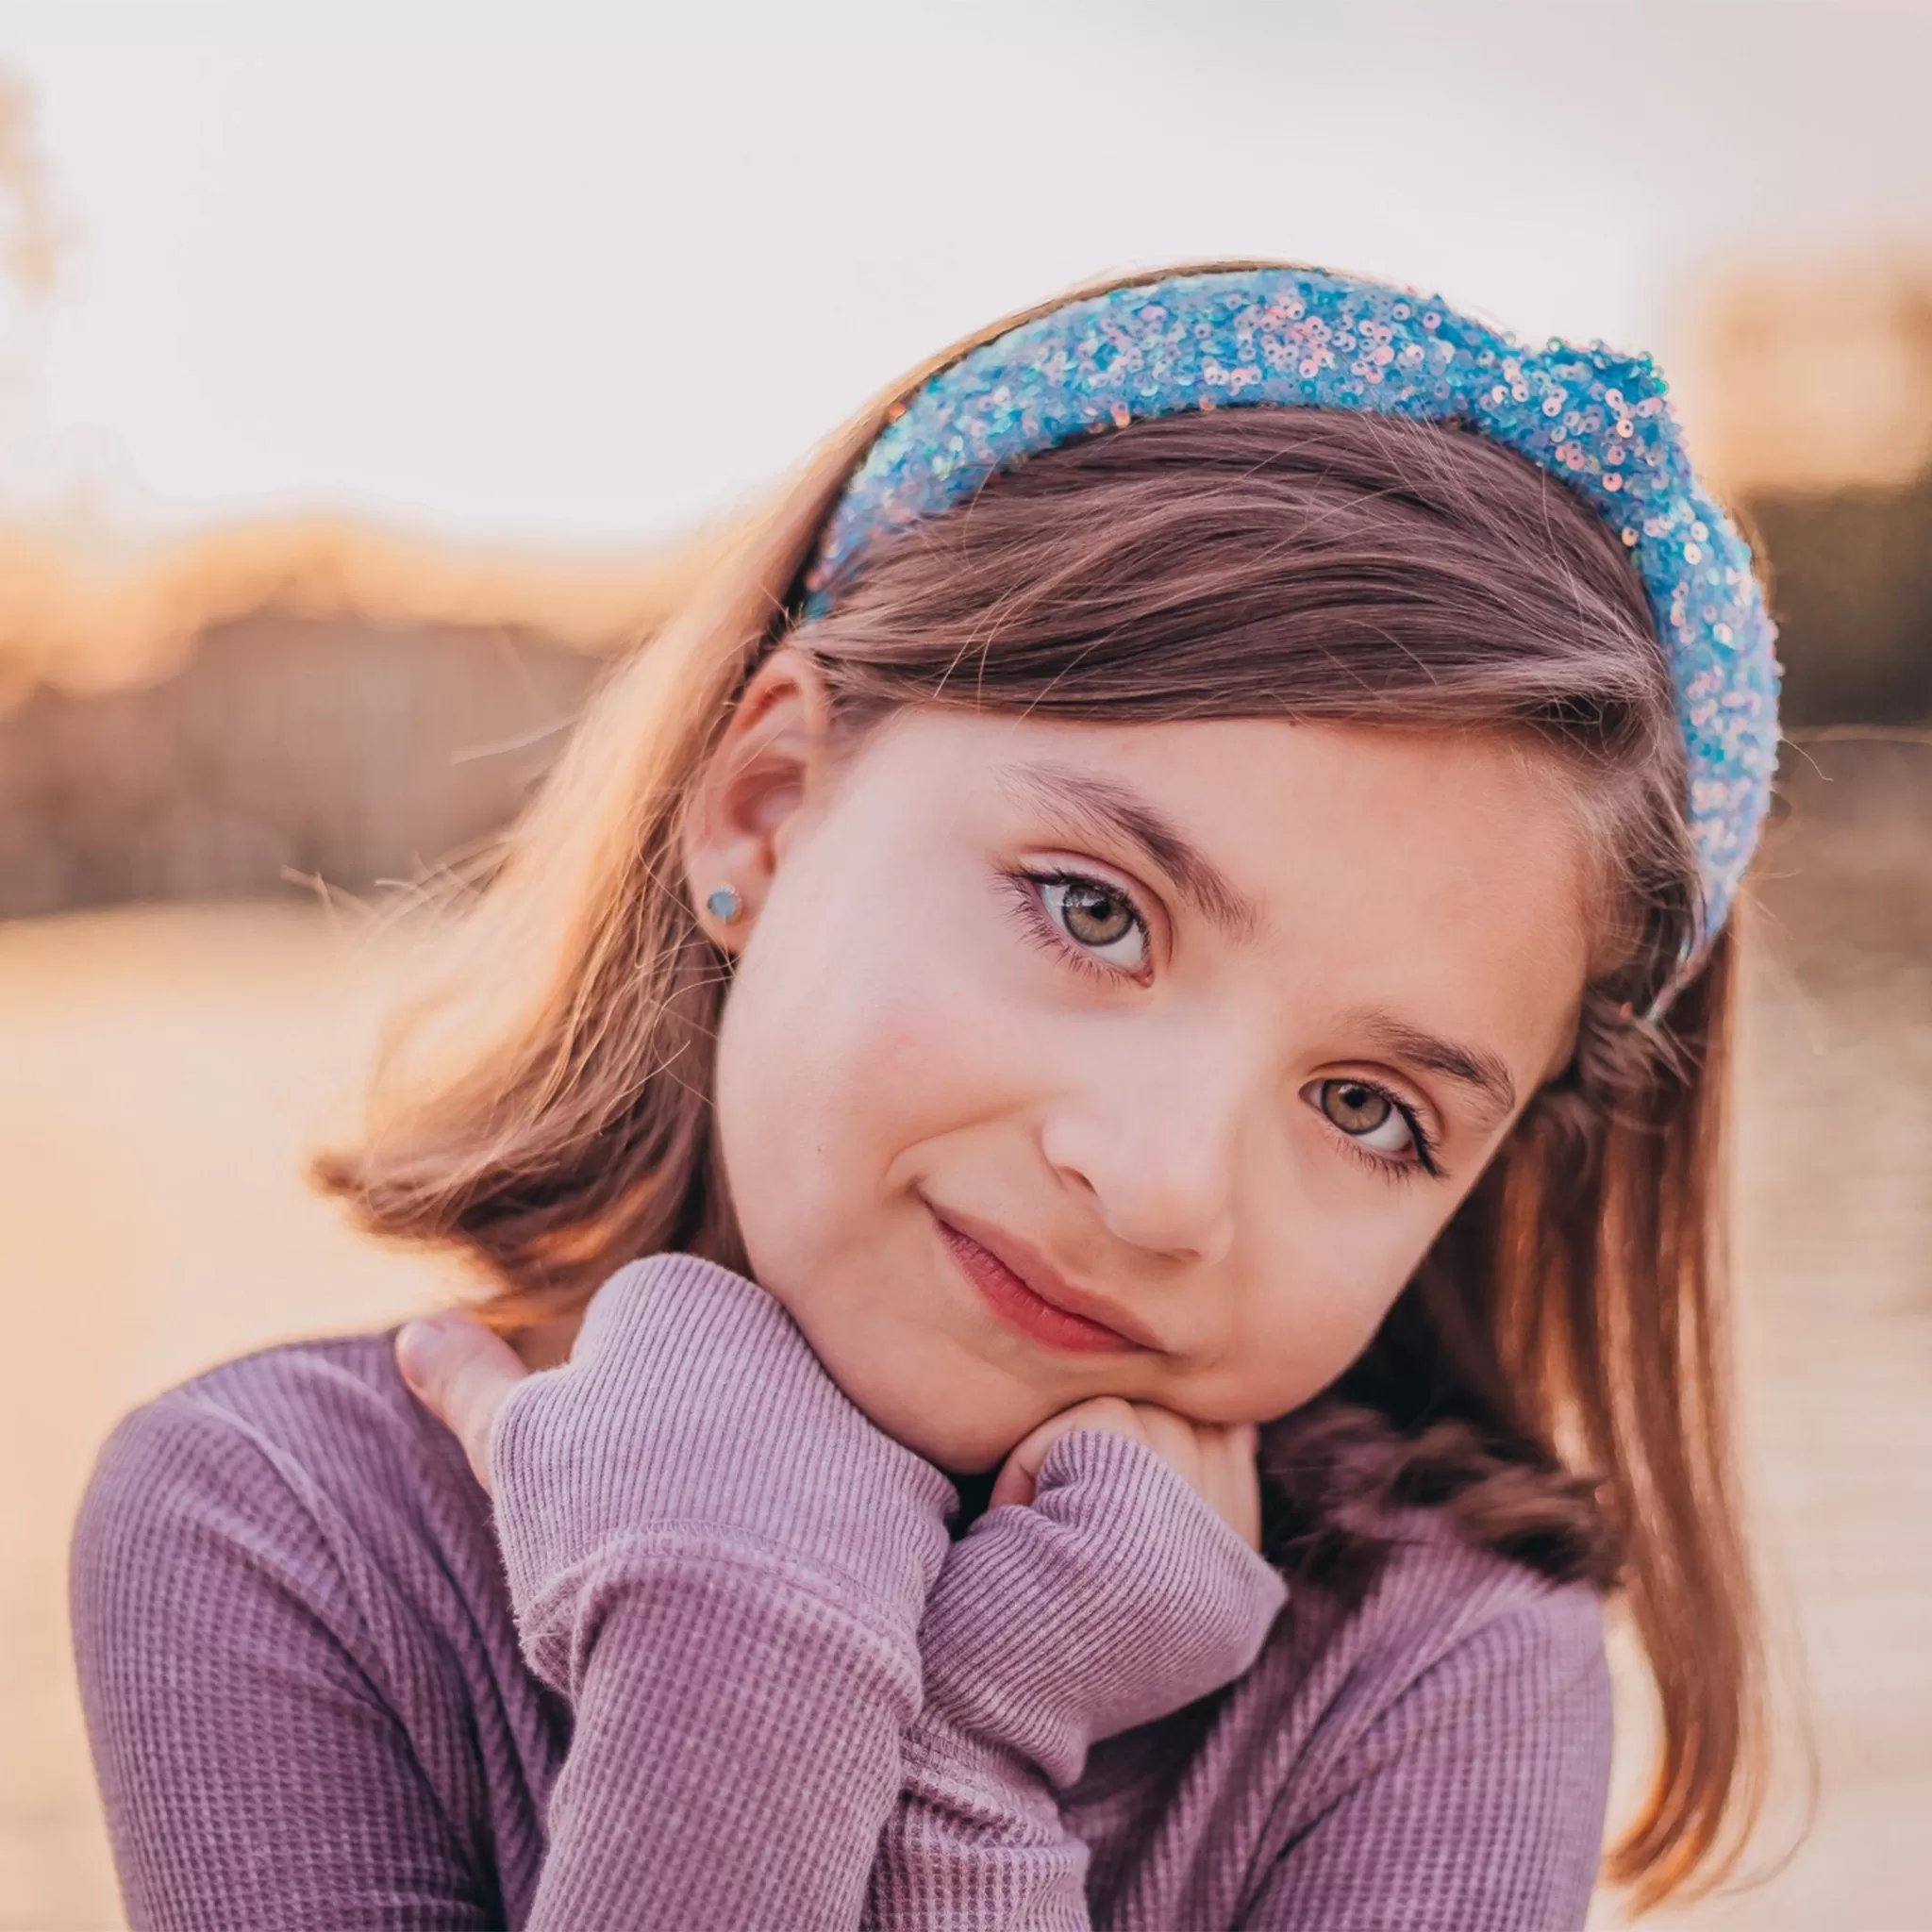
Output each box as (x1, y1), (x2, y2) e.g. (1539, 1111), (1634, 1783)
(2, 3), (1928, 1925)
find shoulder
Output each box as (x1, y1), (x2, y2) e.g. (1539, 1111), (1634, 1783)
(79, 1328), (468, 1544)
(71, 1337), (548, 1929)
(73, 1327), (497, 1674)
(1296, 1505), (1607, 1692)
(1255, 1509), (1609, 1782)
(1223, 1515), (1611, 1924)
(1073, 1507), (1611, 1928)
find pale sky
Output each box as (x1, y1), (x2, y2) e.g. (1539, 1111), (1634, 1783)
(3, 0), (1930, 548)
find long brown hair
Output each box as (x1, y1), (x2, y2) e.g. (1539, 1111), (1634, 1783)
(319, 269), (1765, 1910)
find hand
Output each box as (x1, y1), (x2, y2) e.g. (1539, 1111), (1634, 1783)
(394, 1310), (530, 1495)
(919, 1401), (1282, 1785)
(990, 1396), (1261, 1550)
(395, 1257), (957, 1661)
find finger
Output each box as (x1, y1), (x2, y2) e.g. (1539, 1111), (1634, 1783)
(1128, 1403), (1205, 1483)
(1210, 1421), (1263, 1549)
(395, 1311), (530, 1496)
(989, 1401), (1105, 1510)
(986, 1454), (1038, 1512)
(1195, 1420), (1241, 1501)
(1203, 1420), (1257, 1489)
(989, 1396), (1141, 1511)
(1125, 1407), (1262, 1549)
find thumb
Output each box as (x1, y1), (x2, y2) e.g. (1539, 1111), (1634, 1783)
(989, 1396), (1144, 1512)
(395, 1310), (530, 1496)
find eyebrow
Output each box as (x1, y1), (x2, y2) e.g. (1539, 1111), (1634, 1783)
(995, 760), (1262, 941)
(1348, 1009), (1521, 1132)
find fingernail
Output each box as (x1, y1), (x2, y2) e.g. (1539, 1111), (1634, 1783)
(394, 1317), (445, 1390)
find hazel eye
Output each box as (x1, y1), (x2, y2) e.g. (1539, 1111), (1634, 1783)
(1313, 1078), (1417, 1158)
(1040, 877), (1147, 970)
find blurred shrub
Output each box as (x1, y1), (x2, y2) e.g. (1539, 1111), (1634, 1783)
(1747, 470), (1932, 728)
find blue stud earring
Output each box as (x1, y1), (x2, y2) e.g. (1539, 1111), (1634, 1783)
(705, 884), (743, 924)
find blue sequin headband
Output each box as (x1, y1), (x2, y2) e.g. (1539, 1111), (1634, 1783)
(800, 266), (1781, 987)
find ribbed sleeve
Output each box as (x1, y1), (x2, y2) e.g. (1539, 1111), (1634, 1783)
(865, 1428), (1287, 1931)
(488, 1254), (958, 1929)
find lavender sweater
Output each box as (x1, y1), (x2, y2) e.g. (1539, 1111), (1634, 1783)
(72, 1256), (1612, 1930)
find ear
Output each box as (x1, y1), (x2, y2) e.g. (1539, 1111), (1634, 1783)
(681, 647), (837, 953)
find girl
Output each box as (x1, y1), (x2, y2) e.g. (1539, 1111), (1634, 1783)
(72, 262), (1780, 1930)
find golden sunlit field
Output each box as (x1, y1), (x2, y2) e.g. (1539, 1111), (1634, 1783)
(4, 743), (1929, 1931)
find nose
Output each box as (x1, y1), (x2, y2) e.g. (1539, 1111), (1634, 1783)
(1038, 1029), (1247, 1265)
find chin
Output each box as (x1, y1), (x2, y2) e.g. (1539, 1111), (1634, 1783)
(785, 1317), (1038, 1475)
(740, 1222), (1048, 1476)
(905, 1418), (1024, 1480)
(837, 1359), (1030, 1476)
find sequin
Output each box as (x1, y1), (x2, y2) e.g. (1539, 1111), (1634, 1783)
(800, 267), (1781, 969)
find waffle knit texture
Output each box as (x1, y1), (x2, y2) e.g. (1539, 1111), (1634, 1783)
(72, 1255), (1613, 1929)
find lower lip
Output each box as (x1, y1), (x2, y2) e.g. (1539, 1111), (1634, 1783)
(933, 1216), (1143, 1356)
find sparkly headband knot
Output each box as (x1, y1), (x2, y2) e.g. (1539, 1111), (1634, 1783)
(801, 267), (1781, 985)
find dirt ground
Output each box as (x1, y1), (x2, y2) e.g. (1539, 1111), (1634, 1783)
(3, 739), (1927, 1931)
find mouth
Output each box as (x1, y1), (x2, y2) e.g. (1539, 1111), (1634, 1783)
(926, 1204), (1156, 1357)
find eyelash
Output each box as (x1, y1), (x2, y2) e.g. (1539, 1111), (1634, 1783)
(1318, 1085), (1442, 1186)
(1004, 866), (1444, 1184)
(1004, 868), (1154, 984)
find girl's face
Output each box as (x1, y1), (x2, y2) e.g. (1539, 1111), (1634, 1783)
(691, 658), (1592, 1473)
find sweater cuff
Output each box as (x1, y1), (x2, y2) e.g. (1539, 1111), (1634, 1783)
(917, 1428), (1287, 1787)
(491, 1254), (958, 1644)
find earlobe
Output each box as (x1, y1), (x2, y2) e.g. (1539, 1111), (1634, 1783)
(681, 648), (834, 949)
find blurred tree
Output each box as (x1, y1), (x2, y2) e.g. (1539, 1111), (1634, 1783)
(1694, 260), (1932, 729)
(1746, 472), (1932, 728)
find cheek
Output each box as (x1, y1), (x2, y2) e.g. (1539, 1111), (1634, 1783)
(710, 856), (1020, 1286)
(719, 980), (960, 1201)
(1206, 1194), (1443, 1420)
